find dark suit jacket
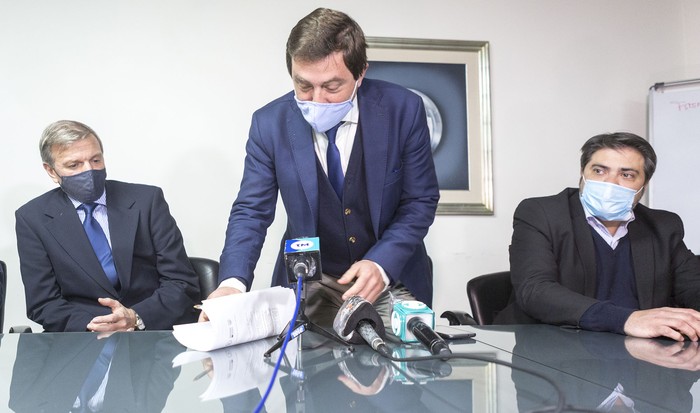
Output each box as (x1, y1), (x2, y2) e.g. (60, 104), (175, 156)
(498, 187), (700, 326)
(9, 332), (183, 413)
(219, 78), (439, 305)
(15, 181), (200, 332)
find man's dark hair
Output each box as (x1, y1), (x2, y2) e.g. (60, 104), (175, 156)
(286, 8), (367, 80)
(580, 132), (657, 183)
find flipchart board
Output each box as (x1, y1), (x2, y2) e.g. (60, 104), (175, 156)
(648, 79), (700, 253)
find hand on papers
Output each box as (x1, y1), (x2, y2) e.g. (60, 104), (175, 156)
(86, 297), (137, 332)
(625, 337), (700, 371)
(624, 307), (700, 341)
(173, 286), (295, 351)
(198, 286), (243, 322)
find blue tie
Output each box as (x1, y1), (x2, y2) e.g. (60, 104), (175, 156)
(325, 123), (344, 199)
(79, 203), (119, 288)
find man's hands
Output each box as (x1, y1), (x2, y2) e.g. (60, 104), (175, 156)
(87, 297), (137, 332)
(197, 286), (243, 322)
(338, 260), (386, 303)
(624, 307), (700, 341)
(194, 260), (386, 323)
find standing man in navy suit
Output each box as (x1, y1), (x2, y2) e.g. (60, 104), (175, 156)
(15, 120), (199, 332)
(208, 8), (439, 328)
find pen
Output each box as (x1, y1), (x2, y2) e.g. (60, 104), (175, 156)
(193, 366), (212, 381)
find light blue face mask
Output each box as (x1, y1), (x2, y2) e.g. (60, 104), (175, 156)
(580, 176), (643, 221)
(294, 81), (359, 133)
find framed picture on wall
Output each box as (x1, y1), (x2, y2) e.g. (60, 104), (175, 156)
(365, 37), (493, 215)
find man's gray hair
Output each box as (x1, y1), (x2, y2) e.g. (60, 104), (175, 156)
(40, 120), (103, 166)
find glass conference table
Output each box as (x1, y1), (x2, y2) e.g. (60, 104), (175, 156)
(0, 324), (696, 412)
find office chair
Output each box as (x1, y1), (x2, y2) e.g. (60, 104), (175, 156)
(189, 257), (219, 300)
(1, 260), (6, 333)
(466, 271), (512, 325)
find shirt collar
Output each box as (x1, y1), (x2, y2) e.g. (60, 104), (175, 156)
(69, 191), (107, 209)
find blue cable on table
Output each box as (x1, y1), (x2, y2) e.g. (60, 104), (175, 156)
(254, 276), (303, 413)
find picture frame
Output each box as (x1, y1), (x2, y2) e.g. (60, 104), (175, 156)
(365, 37), (493, 215)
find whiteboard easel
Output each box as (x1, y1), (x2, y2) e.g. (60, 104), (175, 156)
(648, 79), (700, 253)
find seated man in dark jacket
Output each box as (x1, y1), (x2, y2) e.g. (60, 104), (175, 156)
(499, 132), (700, 341)
(15, 120), (199, 332)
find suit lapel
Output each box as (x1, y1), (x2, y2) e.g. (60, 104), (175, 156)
(43, 190), (116, 295)
(105, 182), (139, 293)
(287, 102), (321, 226)
(568, 190), (598, 297)
(628, 216), (655, 308)
(358, 88), (388, 237)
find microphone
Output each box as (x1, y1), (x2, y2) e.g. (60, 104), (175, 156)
(333, 296), (390, 357)
(283, 237), (322, 282)
(391, 300), (452, 359)
(407, 317), (452, 358)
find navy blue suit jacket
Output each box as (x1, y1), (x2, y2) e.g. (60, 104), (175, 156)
(220, 78), (439, 305)
(15, 181), (200, 331)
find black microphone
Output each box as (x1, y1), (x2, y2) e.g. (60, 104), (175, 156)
(283, 237), (321, 282)
(333, 296), (390, 357)
(407, 317), (452, 359)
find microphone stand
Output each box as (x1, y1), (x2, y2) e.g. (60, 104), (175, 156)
(264, 279), (354, 357)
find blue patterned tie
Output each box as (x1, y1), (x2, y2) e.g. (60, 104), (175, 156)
(79, 203), (119, 288)
(325, 123), (344, 199)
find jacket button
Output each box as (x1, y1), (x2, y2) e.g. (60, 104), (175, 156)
(348, 236), (356, 243)
(344, 208), (352, 215)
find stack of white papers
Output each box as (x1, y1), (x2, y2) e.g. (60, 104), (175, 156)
(172, 286), (296, 351)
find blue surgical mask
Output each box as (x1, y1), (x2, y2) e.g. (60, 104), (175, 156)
(59, 168), (107, 204)
(294, 81), (358, 133)
(580, 176), (643, 221)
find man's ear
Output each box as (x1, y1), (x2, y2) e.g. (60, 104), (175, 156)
(43, 163), (60, 185)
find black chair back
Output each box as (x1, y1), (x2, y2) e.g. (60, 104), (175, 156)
(189, 257), (219, 301)
(1, 260), (6, 333)
(466, 271), (512, 325)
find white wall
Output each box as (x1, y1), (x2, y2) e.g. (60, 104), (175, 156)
(0, 0), (697, 333)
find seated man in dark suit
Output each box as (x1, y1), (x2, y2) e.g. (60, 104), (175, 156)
(499, 132), (700, 340)
(15, 120), (199, 332)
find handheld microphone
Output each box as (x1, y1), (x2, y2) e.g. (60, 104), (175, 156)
(407, 317), (452, 358)
(391, 300), (452, 358)
(283, 237), (322, 282)
(333, 296), (390, 357)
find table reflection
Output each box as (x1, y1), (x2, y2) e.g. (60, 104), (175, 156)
(176, 334), (478, 413)
(510, 325), (700, 413)
(9, 332), (183, 413)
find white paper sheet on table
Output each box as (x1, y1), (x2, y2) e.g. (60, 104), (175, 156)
(172, 286), (296, 351)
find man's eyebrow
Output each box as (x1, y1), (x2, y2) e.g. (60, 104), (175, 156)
(292, 75), (311, 85)
(590, 163), (609, 170)
(292, 75), (345, 87)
